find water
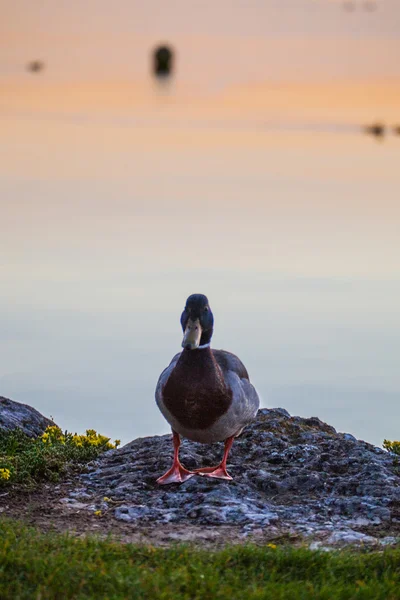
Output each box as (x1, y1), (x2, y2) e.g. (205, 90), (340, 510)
(1, 71), (399, 447)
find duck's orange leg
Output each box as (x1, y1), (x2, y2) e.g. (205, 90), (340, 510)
(195, 436), (234, 481)
(157, 431), (195, 485)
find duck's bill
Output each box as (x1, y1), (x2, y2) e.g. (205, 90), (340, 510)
(182, 319), (202, 350)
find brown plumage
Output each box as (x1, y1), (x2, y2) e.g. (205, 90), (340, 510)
(162, 348), (233, 430)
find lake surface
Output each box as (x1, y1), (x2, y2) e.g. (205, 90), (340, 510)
(1, 74), (399, 447)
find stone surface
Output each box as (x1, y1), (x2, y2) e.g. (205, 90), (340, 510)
(0, 396), (54, 437)
(68, 408), (400, 547)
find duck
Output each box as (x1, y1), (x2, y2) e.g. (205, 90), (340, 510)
(155, 293), (260, 484)
(363, 122), (385, 139)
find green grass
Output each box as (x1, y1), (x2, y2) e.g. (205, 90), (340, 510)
(0, 519), (400, 599)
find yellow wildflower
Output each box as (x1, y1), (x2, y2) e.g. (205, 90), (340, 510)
(267, 543), (277, 550)
(94, 510), (102, 516)
(0, 468), (11, 480)
(71, 434), (84, 447)
(41, 425), (65, 445)
(103, 497), (112, 502)
(41, 425), (119, 450)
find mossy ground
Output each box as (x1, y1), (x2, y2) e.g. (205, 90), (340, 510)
(0, 518), (400, 599)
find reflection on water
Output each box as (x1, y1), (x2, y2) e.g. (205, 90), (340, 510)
(0, 78), (399, 447)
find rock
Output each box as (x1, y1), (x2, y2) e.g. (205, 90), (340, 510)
(68, 408), (400, 547)
(379, 536), (400, 546)
(327, 530), (377, 547)
(0, 396), (55, 437)
(343, 433), (357, 442)
(115, 505), (151, 522)
(309, 541), (332, 552)
(60, 498), (89, 510)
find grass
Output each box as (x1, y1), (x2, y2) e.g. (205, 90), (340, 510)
(0, 519), (400, 599)
(0, 426), (120, 488)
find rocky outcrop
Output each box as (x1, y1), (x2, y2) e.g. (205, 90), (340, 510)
(65, 408), (400, 548)
(0, 396), (54, 437)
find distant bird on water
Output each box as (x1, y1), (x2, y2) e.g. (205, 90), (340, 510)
(27, 60), (45, 73)
(152, 45), (174, 77)
(155, 294), (260, 484)
(363, 122), (385, 139)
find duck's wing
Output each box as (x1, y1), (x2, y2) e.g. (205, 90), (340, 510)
(212, 349), (249, 381)
(212, 349), (260, 422)
(155, 352), (181, 408)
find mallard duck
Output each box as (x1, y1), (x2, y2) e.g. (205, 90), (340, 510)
(155, 293), (260, 484)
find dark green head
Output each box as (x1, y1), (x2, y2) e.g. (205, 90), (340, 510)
(180, 294), (214, 349)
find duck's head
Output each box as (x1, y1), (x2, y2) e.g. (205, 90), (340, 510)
(181, 294), (214, 350)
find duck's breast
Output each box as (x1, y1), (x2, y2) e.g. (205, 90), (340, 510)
(155, 351), (259, 444)
(158, 352), (232, 432)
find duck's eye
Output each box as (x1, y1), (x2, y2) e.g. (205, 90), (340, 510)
(204, 306), (209, 312)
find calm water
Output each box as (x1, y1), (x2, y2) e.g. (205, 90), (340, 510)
(1, 75), (399, 447)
